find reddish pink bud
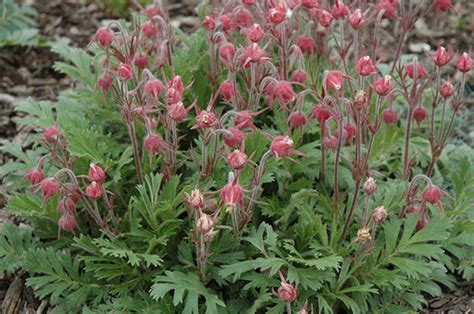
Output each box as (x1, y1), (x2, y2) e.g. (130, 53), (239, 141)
(363, 177), (376, 195)
(372, 206), (387, 223)
(117, 63), (133, 80)
(142, 21), (158, 38)
(422, 185), (444, 206)
(433, 46), (453, 67)
(302, 0), (319, 8)
(375, 0), (399, 19)
(312, 105), (331, 125)
(202, 16), (216, 30)
(356, 56), (376, 76)
(86, 181), (103, 199)
(98, 74), (113, 92)
(134, 54), (148, 69)
(88, 163), (105, 183)
(41, 178), (60, 201)
(145, 5), (161, 18)
(416, 214), (428, 230)
(219, 15), (234, 32)
(439, 81), (455, 99)
(271, 135), (298, 157)
(323, 136), (338, 151)
(455, 52), (473, 73)
(382, 108), (398, 125)
(58, 213), (76, 231)
(245, 43), (264, 64)
(58, 197), (76, 215)
(167, 102), (188, 122)
(274, 272), (297, 303)
(44, 126), (60, 143)
(349, 9), (366, 29)
(343, 123), (356, 142)
(220, 80), (236, 101)
(291, 70), (308, 83)
(233, 7), (254, 28)
(95, 27), (114, 48)
(227, 150), (249, 170)
(324, 71), (345, 93)
(25, 168), (45, 186)
(167, 76), (184, 94)
(331, 0), (349, 19)
(275, 81), (296, 104)
(219, 43), (237, 64)
(434, 0), (453, 11)
(196, 214), (215, 233)
(234, 111), (255, 129)
(374, 75), (392, 96)
(221, 180), (244, 207)
(296, 36), (315, 55)
(413, 106), (428, 124)
(144, 133), (165, 155)
(269, 6), (286, 24)
(186, 189), (205, 210)
(223, 128), (244, 148)
(195, 110), (217, 129)
(405, 206), (420, 214)
(405, 63), (427, 79)
(145, 79), (165, 99)
(353, 90), (369, 110)
(247, 23), (265, 42)
(242, 0), (255, 5)
(288, 111), (307, 129)
(317, 10), (333, 27)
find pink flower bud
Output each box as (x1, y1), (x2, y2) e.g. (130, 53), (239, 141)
(405, 63), (427, 79)
(95, 27), (114, 48)
(243, 0), (255, 5)
(324, 71), (345, 93)
(25, 168), (45, 186)
(145, 5), (161, 18)
(356, 56), (376, 76)
(274, 272), (297, 303)
(234, 111), (255, 129)
(302, 0), (319, 8)
(202, 16), (216, 30)
(331, 0), (349, 19)
(196, 213), (215, 233)
(375, 0), (399, 19)
(413, 106), (428, 125)
(58, 213), (76, 231)
(271, 135), (295, 157)
(220, 80), (236, 101)
(405, 206), (419, 214)
(247, 23), (264, 42)
(167, 75), (184, 94)
(167, 102), (188, 122)
(227, 150), (249, 170)
(219, 15), (234, 32)
(41, 178), (60, 201)
(44, 125), (60, 143)
(223, 128), (244, 147)
(194, 110), (217, 129)
(86, 181), (103, 199)
(374, 75), (392, 96)
(117, 63), (133, 80)
(275, 81), (296, 104)
(233, 7), (254, 28)
(372, 206), (387, 223)
(353, 90), (369, 110)
(291, 70), (308, 83)
(323, 136), (338, 151)
(296, 36), (315, 55)
(186, 189), (205, 210)
(422, 185), (444, 207)
(455, 52), (473, 73)
(58, 197), (76, 215)
(288, 111), (308, 129)
(433, 46), (453, 67)
(269, 6), (286, 24)
(349, 9), (366, 29)
(416, 214), (428, 230)
(343, 123), (356, 143)
(144, 133), (165, 155)
(145, 79), (165, 99)
(134, 54), (148, 69)
(382, 108), (398, 125)
(88, 163), (105, 183)
(434, 0), (453, 11)
(317, 10), (333, 27)
(364, 177), (376, 195)
(439, 81), (454, 99)
(221, 179), (244, 207)
(311, 104), (331, 125)
(98, 74), (113, 92)
(219, 43), (237, 65)
(142, 21), (158, 38)
(245, 43), (264, 63)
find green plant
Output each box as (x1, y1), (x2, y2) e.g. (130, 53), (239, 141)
(0, 0), (38, 47)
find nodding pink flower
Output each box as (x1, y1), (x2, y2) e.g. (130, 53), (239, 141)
(302, 0), (319, 8)
(58, 213), (76, 231)
(86, 181), (103, 200)
(144, 133), (166, 155)
(356, 56), (377, 76)
(223, 128), (244, 147)
(185, 189), (205, 210)
(349, 9), (366, 29)
(273, 271), (297, 303)
(268, 5), (286, 24)
(372, 206), (387, 223)
(317, 10), (333, 27)
(382, 108), (398, 125)
(44, 125), (60, 143)
(233, 7), (254, 28)
(167, 102), (188, 122)
(422, 185), (445, 207)
(25, 168), (45, 186)
(296, 36), (315, 55)
(288, 111), (308, 129)
(331, 0), (349, 19)
(41, 178), (60, 201)
(323, 135), (338, 151)
(98, 74), (113, 92)
(242, 0), (256, 5)
(95, 27), (114, 48)
(291, 70), (308, 83)
(58, 197), (76, 215)
(343, 123), (356, 143)
(374, 0), (399, 19)
(271, 135), (302, 158)
(220, 15), (234, 32)
(194, 110), (218, 129)
(413, 107), (428, 125)
(416, 214), (428, 231)
(117, 63), (133, 80)
(234, 111), (256, 129)
(227, 150), (249, 170)
(219, 43), (237, 65)
(353, 90), (369, 110)
(202, 16), (216, 30)
(275, 81), (296, 104)
(374, 75), (392, 96)
(247, 23), (265, 42)
(440, 81), (455, 99)
(455, 52), (473, 73)
(221, 178), (244, 207)
(220, 80), (236, 101)
(324, 71), (346, 93)
(364, 177), (376, 195)
(434, 0), (453, 11)
(134, 54), (148, 69)
(166, 76), (184, 104)
(433, 46), (453, 67)
(145, 79), (165, 99)
(405, 63), (427, 79)
(245, 43), (265, 64)
(142, 21), (158, 38)
(196, 214), (215, 233)
(145, 5), (161, 18)
(311, 104), (332, 125)
(88, 163), (105, 183)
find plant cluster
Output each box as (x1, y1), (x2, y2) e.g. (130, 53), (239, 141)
(1, 0), (473, 313)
